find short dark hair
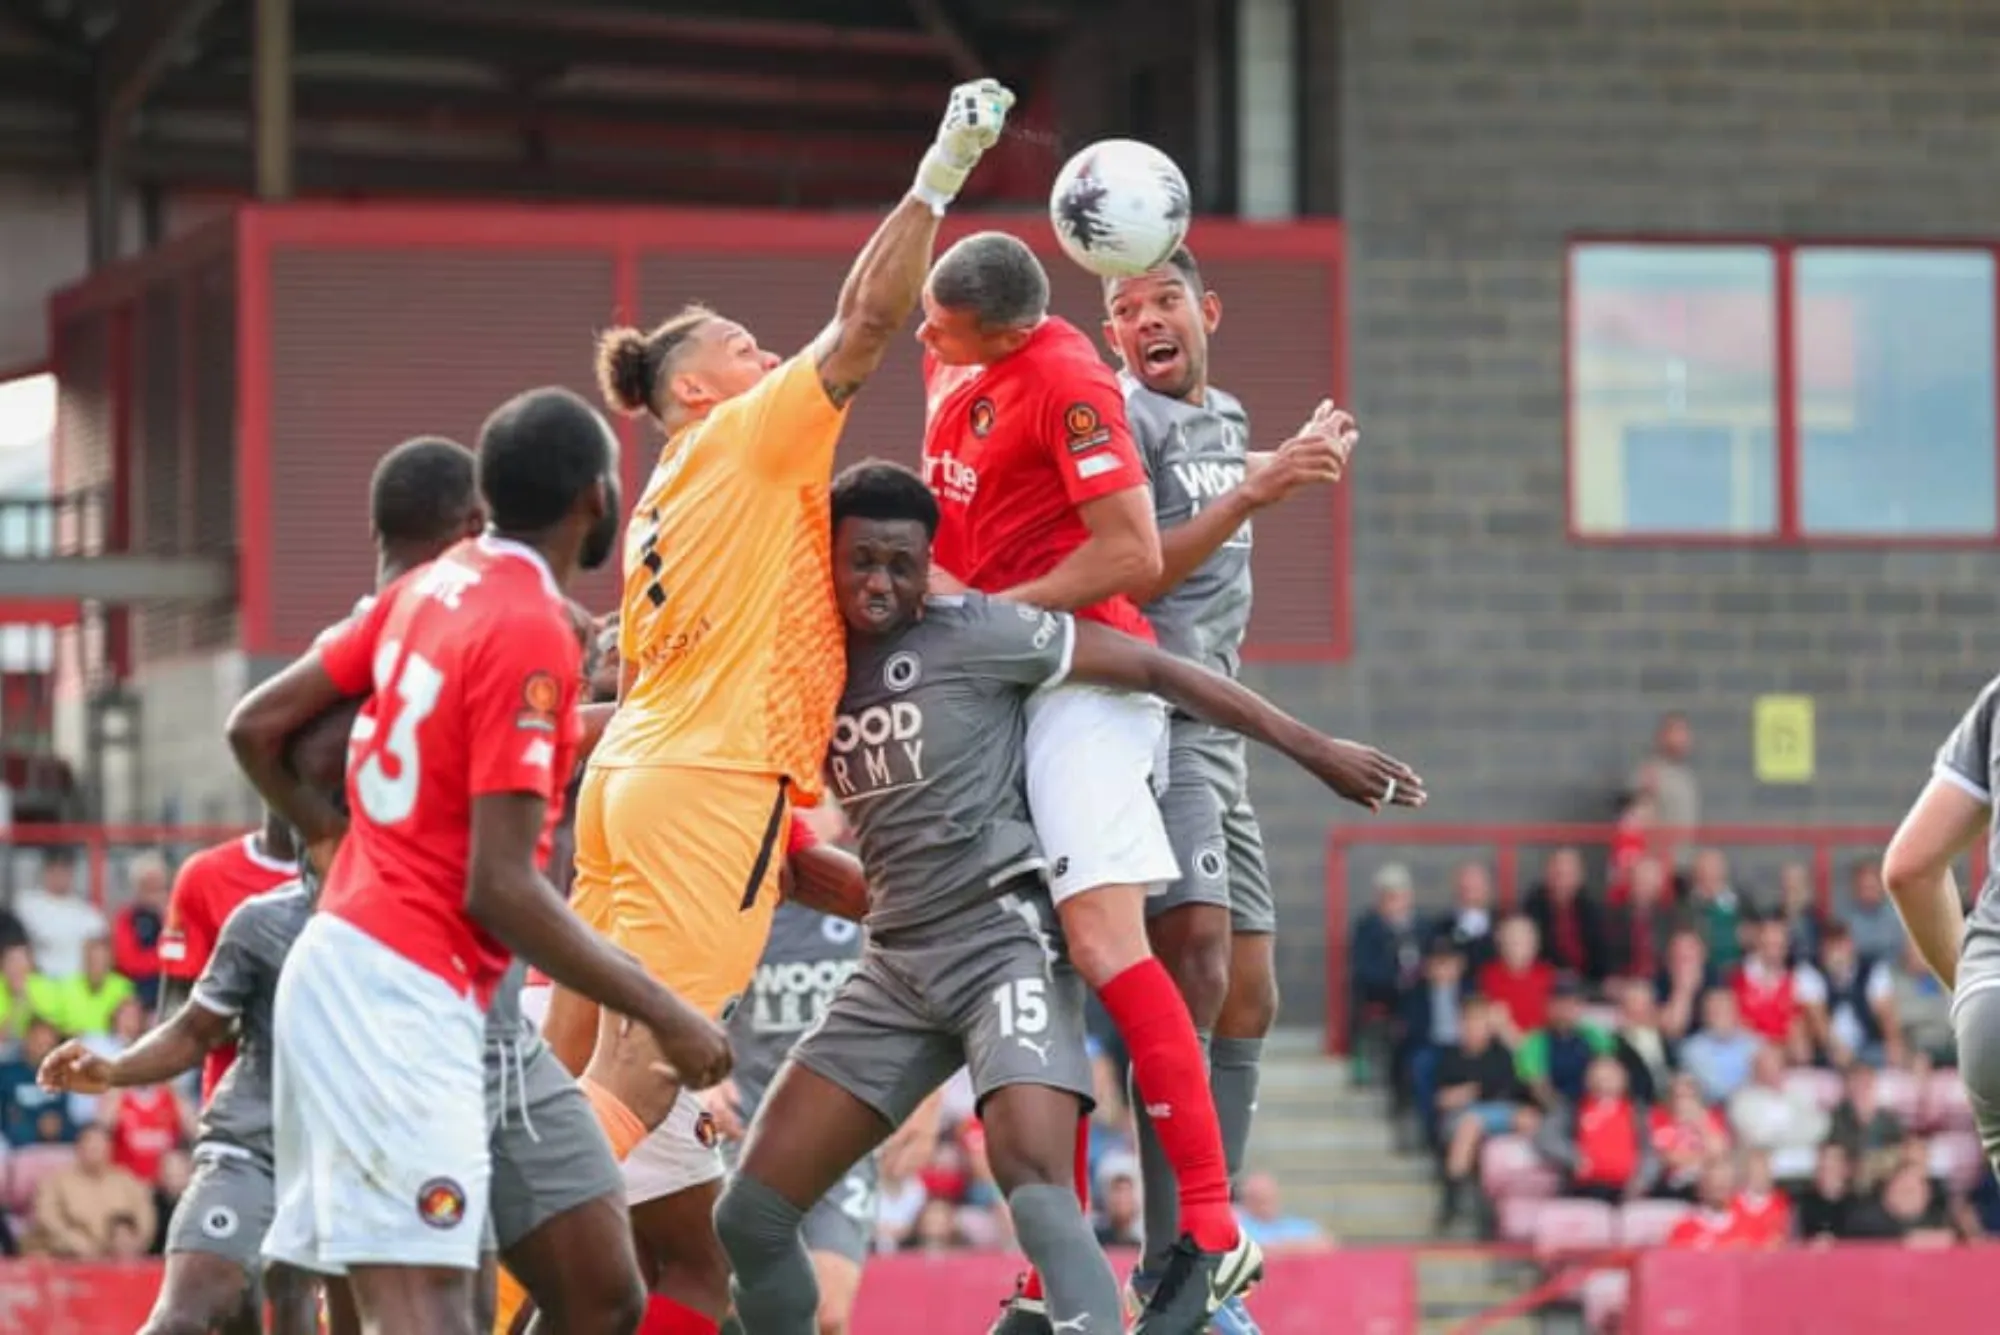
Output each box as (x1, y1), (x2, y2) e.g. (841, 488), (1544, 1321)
(370, 436), (478, 547)
(478, 388), (614, 534)
(830, 460), (939, 537)
(1104, 244), (1203, 297)
(928, 232), (1049, 330)
(595, 305), (716, 420)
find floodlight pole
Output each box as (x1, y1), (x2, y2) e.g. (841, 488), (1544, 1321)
(254, 0), (295, 201)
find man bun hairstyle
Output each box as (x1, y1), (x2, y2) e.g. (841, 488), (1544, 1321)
(594, 304), (716, 419)
(928, 231), (1049, 332)
(370, 435), (478, 547)
(830, 459), (940, 537)
(479, 387), (614, 534)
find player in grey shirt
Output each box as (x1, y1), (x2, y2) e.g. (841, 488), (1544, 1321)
(1105, 245), (1356, 1313)
(714, 462), (1421, 1335)
(1886, 673), (2000, 1173)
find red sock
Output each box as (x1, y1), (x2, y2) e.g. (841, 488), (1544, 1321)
(641, 1296), (719, 1335)
(1019, 1111), (1108, 1304)
(1101, 958), (1239, 1252)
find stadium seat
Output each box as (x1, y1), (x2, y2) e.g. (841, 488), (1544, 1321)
(1617, 1198), (1694, 1248)
(1926, 1132), (1986, 1193)
(1480, 1134), (1559, 1201)
(1498, 1195), (1549, 1244)
(1783, 1067), (1843, 1112)
(1531, 1198), (1617, 1258)
(1581, 1269), (1630, 1335)
(1875, 1068), (1921, 1122)
(4, 1143), (73, 1216)
(1925, 1071), (1975, 1134)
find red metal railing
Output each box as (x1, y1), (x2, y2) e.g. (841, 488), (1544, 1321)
(4, 823), (249, 909)
(1321, 822), (1980, 1054)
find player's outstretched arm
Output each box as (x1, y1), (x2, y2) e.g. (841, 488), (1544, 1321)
(1065, 620), (1425, 813)
(226, 654), (353, 868)
(1000, 485), (1162, 612)
(1883, 778), (1980, 988)
(780, 840), (869, 922)
(467, 792), (732, 1089)
(38, 1002), (230, 1097)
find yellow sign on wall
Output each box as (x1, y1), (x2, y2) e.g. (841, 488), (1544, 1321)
(1754, 695), (1815, 785)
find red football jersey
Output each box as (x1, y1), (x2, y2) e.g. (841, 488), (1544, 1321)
(921, 318), (1154, 641)
(315, 535), (583, 1007)
(110, 1085), (183, 1184)
(160, 833), (298, 1102)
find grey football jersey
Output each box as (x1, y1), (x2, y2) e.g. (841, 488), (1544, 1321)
(727, 901), (864, 1113)
(827, 593), (1074, 935)
(487, 959), (535, 1044)
(1124, 374), (1254, 676)
(189, 881), (314, 1162)
(1935, 676), (2000, 951)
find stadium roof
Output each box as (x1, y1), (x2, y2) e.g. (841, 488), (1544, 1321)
(0, 0), (1102, 206)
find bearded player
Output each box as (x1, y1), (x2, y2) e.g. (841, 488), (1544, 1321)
(541, 78), (1018, 1329)
(1104, 247), (1353, 1329)
(226, 389), (729, 1334)
(713, 461), (1421, 1335)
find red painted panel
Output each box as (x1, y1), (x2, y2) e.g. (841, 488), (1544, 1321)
(1631, 1245), (2000, 1334)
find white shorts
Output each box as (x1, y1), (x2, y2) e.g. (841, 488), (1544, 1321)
(1024, 682), (1179, 904)
(264, 914), (489, 1276)
(519, 983), (553, 1031)
(624, 1087), (725, 1205)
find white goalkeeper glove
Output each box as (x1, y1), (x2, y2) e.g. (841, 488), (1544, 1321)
(913, 78), (1017, 213)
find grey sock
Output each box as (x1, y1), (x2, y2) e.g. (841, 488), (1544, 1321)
(1133, 1031), (1210, 1275)
(1211, 1035), (1265, 1185)
(712, 1174), (815, 1335)
(1008, 1183), (1124, 1330)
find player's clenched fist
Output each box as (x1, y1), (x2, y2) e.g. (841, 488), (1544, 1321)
(38, 1039), (113, 1095)
(644, 1001), (734, 1091)
(914, 78), (1017, 210)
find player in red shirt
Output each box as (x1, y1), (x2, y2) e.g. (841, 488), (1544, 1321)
(918, 232), (1263, 1334)
(1664, 1155), (1757, 1251)
(226, 388), (730, 1335)
(157, 815), (298, 1102)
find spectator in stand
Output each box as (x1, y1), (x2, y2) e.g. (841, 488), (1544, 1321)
(903, 1199), (960, 1253)
(1844, 1160), (1956, 1246)
(1795, 921), (1896, 1069)
(1827, 1063), (1905, 1191)
(1665, 1154), (1750, 1249)
(1604, 791), (1654, 907)
(13, 847), (106, 978)
(24, 1123), (153, 1258)
(1795, 1142), (1854, 1243)
(1679, 988), (1761, 1104)
(1730, 1148), (1791, 1247)
(109, 852), (169, 1010)
(1433, 998), (1536, 1230)
(101, 1081), (193, 1186)
(1629, 710), (1700, 880)
(1725, 1044), (1828, 1182)
(1434, 860), (1497, 975)
(1518, 976), (1617, 1110)
(1352, 863), (1425, 1039)
(1650, 1073), (1731, 1201)
(1775, 863), (1821, 966)
(1885, 940), (1956, 1067)
(70, 997), (148, 1125)
(0, 883), (25, 957)
(1655, 927), (1718, 1043)
(1477, 914), (1556, 1046)
(1686, 849), (1744, 971)
(1610, 980), (1676, 1106)
(45, 936), (134, 1038)
(1525, 847), (1608, 986)
(0, 1019), (78, 1146)
(1842, 858), (1905, 967)
(1236, 1172), (1331, 1253)
(1399, 939), (1470, 1148)
(1605, 855), (1677, 985)
(148, 1147), (191, 1254)
(1534, 1055), (1658, 1204)
(0, 942), (59, 1050)
(1092, 1152), (1143, 1247)
(1730, 916), (1811, 1062)
(105, 1212), (148, 1261)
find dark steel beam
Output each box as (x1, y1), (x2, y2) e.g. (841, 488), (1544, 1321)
(0, 555), (235, 601)
(97, 0), (226, 130)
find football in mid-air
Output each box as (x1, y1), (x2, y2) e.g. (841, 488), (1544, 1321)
(1049, 139), (1192, 279)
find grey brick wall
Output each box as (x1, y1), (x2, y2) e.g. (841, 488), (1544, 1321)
(1255, 0), (2000, 1026)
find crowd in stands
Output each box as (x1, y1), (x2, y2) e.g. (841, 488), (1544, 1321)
(0, 847), (193, 1262)
(1351, 711), (1988, 1268)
